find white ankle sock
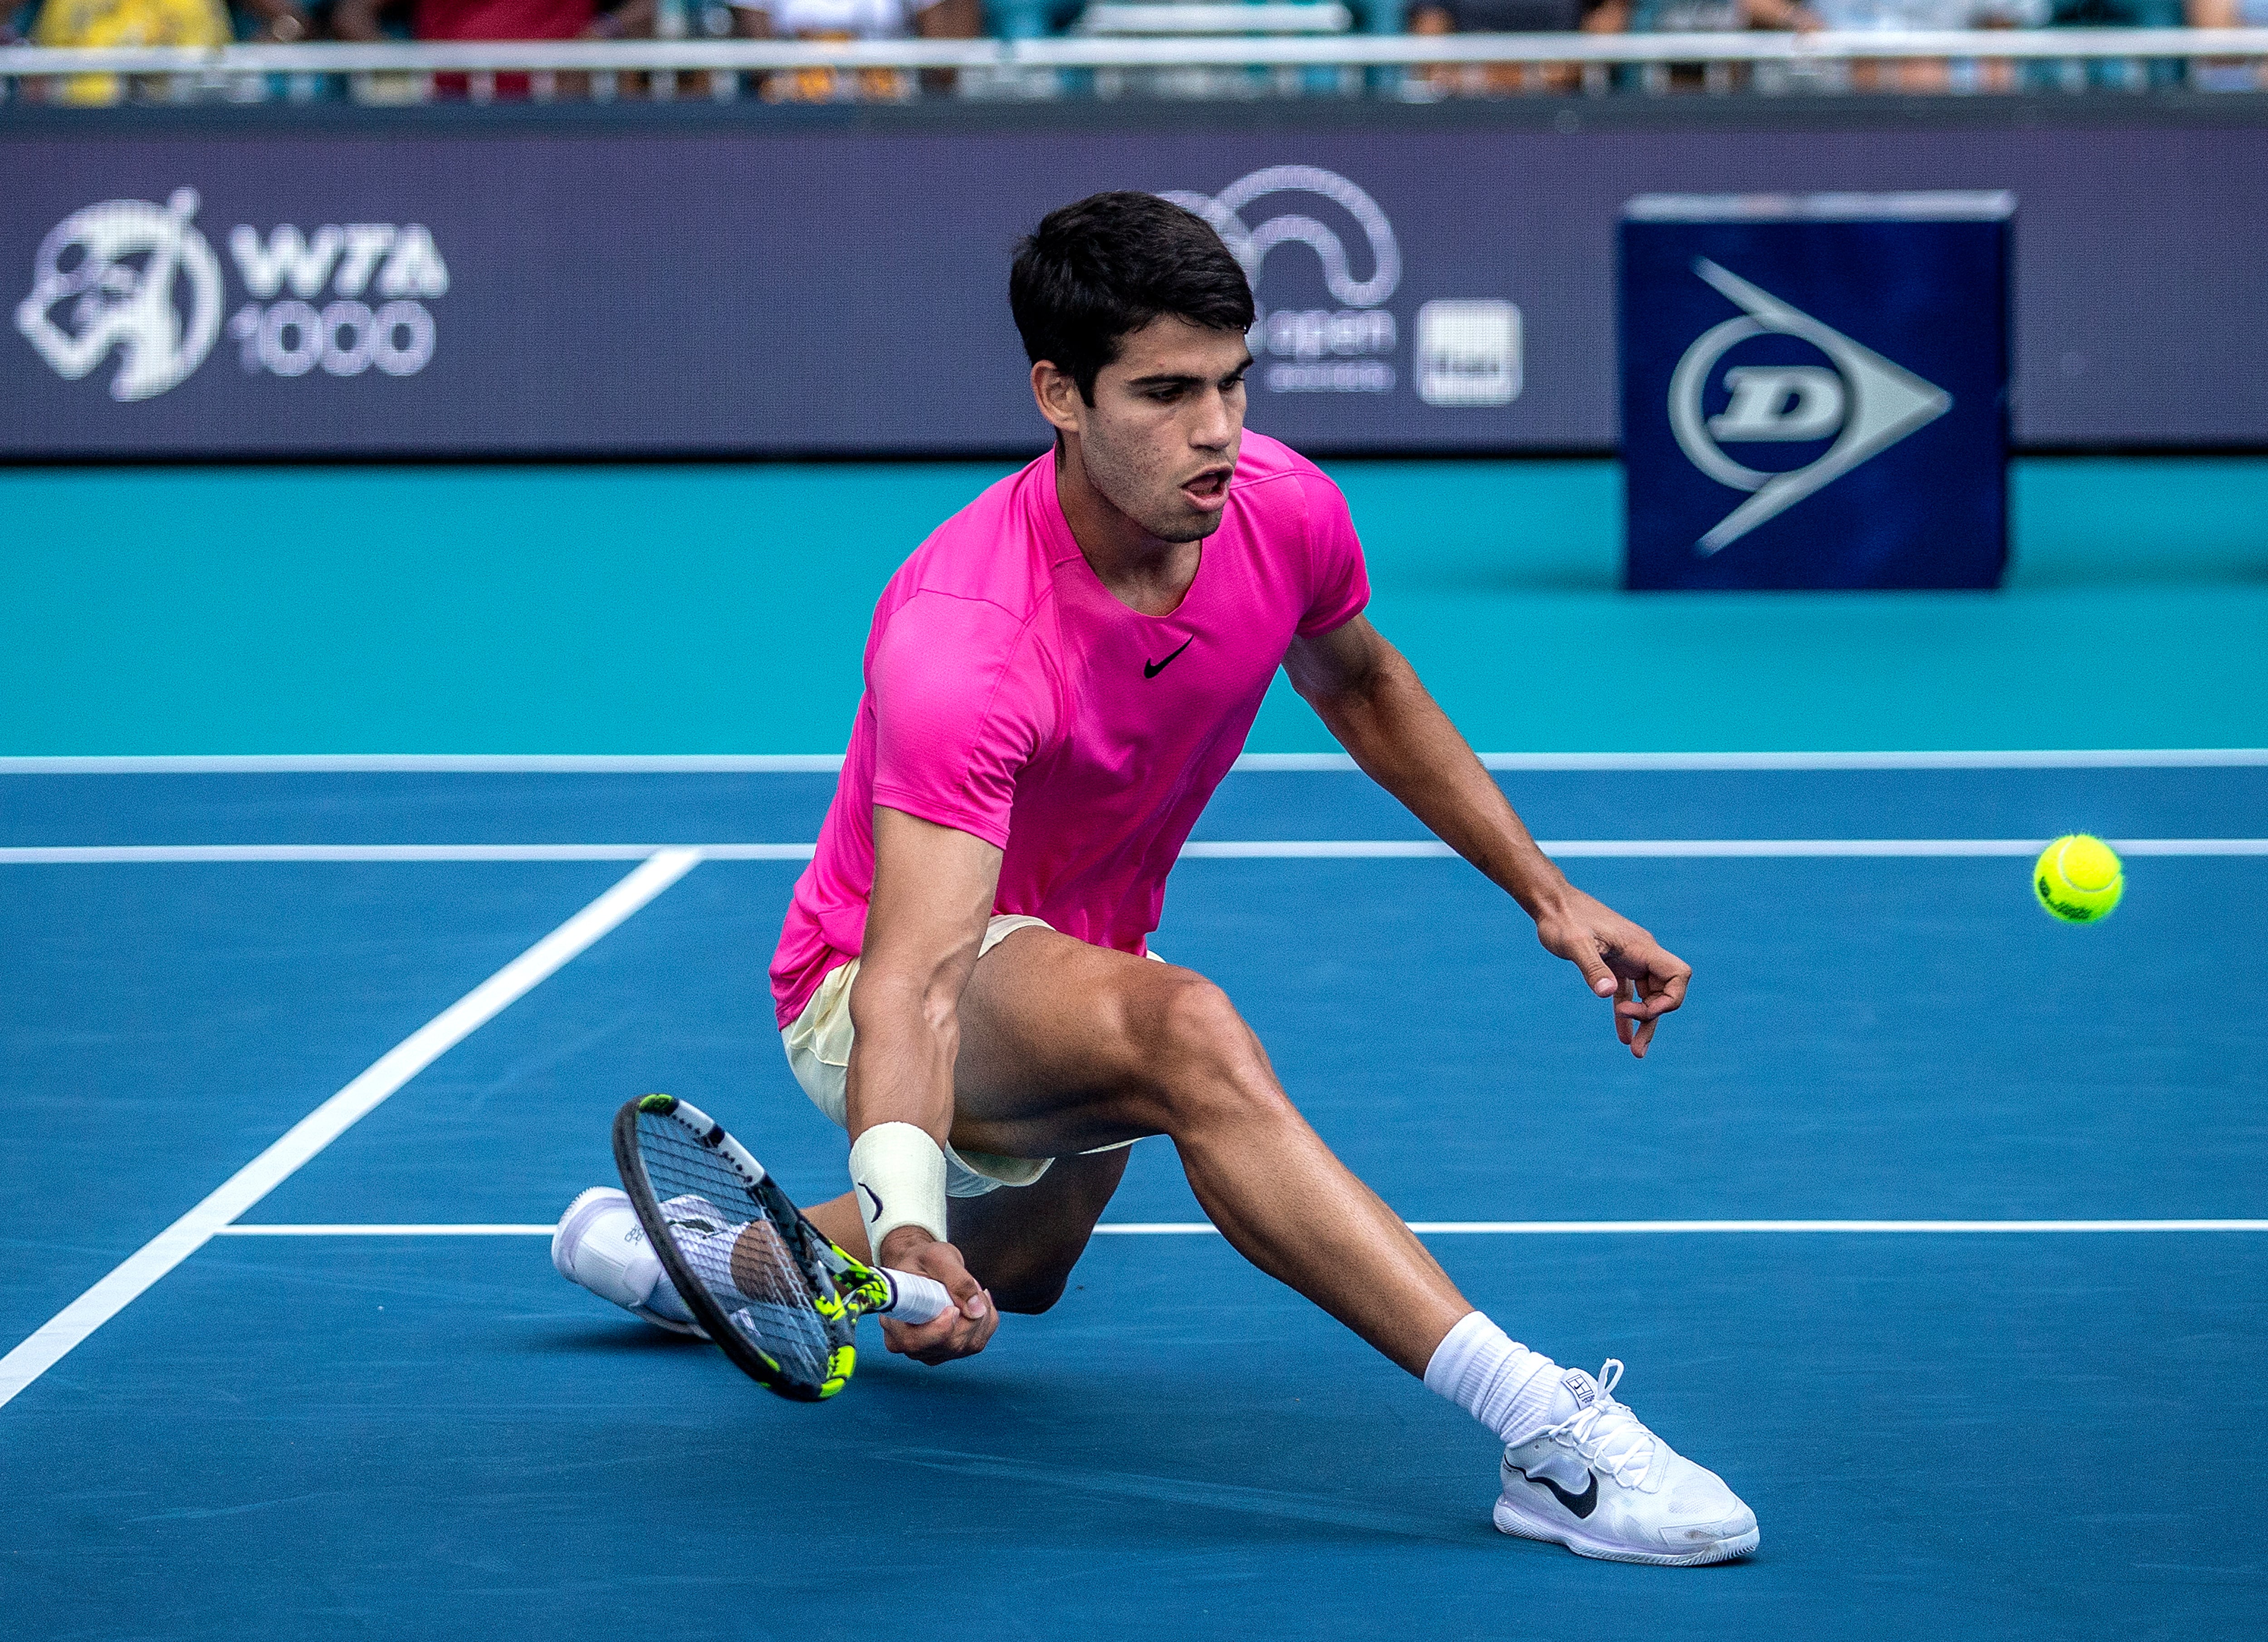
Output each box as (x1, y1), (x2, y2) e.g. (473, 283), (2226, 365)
(644, 1271), (696, 1323)
(1423, 1311), (1570, 1448)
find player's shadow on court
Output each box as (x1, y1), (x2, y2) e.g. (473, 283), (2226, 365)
(535, 1323), (714, 1355)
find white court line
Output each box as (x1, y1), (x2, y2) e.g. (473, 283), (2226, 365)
(0, 754), (849, 774)
(216, 1223), (558, 1236)
(0, 843), (660, 863)
(0, 847), (703, 1414)
(210, 1219), (2268, 1236)
(5, 839), (2266, 865)
(1294, 750), (2268, 772)
(1183, 839), (2268, 859)
(0, 843), (815, 864)
(2, 749), (2264, 775)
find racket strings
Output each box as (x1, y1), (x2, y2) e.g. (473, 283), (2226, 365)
(635, 1113), (833, 1385)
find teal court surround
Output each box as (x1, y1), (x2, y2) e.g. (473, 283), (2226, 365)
(1, 456), (2260, 756)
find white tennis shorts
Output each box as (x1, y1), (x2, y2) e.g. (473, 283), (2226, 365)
(780, 913), (1149, 1198)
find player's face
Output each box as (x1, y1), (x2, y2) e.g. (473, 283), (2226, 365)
(1066, 316), (1251, 544)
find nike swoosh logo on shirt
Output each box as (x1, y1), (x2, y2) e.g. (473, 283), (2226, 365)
(1520, 1468), (1599, 1519)
(1144, 636), (1194, 678)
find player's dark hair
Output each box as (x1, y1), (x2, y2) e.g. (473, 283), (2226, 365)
(1010, 192), (1255, 405)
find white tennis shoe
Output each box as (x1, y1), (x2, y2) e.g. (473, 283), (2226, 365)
(1494, 1360), (1759, 1566)
(551, 1185), (710, 1336)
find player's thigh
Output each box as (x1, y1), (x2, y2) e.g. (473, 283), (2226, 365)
(948, 925), (1232, 1160)
(946, 1145), (1131, 1313)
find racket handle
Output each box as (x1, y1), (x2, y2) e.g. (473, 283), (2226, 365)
(879, 1267), (954, 1325)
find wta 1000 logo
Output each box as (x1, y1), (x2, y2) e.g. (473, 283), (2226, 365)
(15, 187), (449, 403)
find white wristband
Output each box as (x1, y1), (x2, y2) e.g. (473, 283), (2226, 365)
(848, 1122), (949, 1260)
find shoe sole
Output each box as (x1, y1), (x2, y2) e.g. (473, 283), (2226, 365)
(629, 1304), (708, 1339)
(1493, 1498), (1760, 1566)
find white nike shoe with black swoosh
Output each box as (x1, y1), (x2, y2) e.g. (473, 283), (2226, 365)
(1494, 1360), (1759, 1566)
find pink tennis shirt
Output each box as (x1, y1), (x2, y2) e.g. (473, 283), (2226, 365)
(768, 431), (1371, 1029)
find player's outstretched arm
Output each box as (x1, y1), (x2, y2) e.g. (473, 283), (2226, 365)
(1284, 616), (1690, 1057)
(846, 806), (1006, 1360)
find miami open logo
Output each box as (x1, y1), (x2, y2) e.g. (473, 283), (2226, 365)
(1164, 165), (1518, 407)
(1163, 165), (1400, 396)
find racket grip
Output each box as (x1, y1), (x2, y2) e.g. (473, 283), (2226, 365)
(879, 1267), (954, 1325)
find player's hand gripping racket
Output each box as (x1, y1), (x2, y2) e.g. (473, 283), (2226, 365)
(611, 1093), (953, 1401)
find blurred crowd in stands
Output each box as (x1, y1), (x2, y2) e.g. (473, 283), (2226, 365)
(4, 0), (2260, 103)
(7, 0), (983, 54)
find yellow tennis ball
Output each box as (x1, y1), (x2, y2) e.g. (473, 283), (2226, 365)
(2034, 834), (2123, 924)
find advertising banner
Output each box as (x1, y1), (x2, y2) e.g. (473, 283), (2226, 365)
(2, 111), (2263, 459)
(1619, 193), (2011, 591)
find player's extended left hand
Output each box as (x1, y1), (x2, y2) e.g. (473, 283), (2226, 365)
(1532, 888), (1691, 1059)
(875, 1227), (998, 1365)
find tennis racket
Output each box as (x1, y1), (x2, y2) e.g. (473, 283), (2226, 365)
(611, 1093), (953, 1402)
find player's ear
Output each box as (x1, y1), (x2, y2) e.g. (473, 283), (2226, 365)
(1031, 360), (1084, 438)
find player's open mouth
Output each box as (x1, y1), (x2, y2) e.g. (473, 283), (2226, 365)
(1180, 467), (1232, 510)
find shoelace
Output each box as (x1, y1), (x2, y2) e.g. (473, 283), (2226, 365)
(1538, 1359), (1657, 1488)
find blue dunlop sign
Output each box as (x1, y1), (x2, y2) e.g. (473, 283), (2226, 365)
(1618, 194), (2013, 591)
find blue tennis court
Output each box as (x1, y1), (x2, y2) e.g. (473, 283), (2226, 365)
(4, 759), (2263, 1641)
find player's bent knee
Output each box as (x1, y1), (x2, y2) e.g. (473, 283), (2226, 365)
(988, 1273), (1070, 1315)
(971, 1247), (1077, 1314)
(1142, 974), (1283, 1121)
(1147, 974), (1237, 1066)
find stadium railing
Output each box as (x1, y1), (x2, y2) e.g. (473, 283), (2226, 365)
(3, 28), (2265, 104)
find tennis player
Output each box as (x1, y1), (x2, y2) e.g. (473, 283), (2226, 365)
(562, 191), (1755, 1565)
